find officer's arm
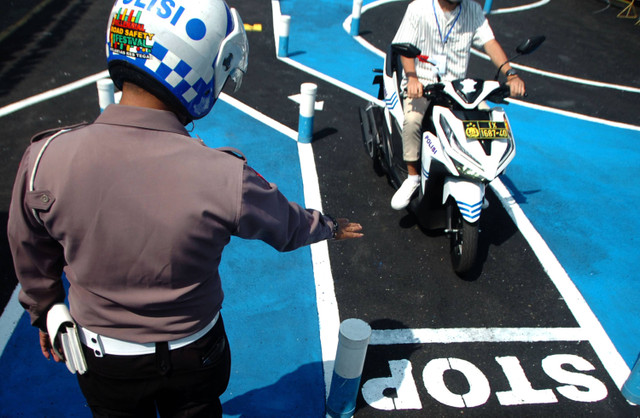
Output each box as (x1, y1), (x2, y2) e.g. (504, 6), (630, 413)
(7, 147), (66, 334)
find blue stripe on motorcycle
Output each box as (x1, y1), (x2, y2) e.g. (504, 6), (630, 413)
(457, 200), (482, 222)
(385, 92), (398, 109)
(457, 200), (482, 210)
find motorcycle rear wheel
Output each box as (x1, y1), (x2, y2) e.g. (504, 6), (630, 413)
(450, 214), (479, 277)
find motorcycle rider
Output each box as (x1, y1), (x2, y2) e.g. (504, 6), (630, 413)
(390, 0), (526, 210)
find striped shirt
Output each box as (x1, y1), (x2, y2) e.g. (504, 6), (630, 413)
(392, 0), (494, 86)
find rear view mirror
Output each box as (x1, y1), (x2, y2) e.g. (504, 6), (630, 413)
(516, 36), (546, 55)
(494, 35), (545, 80)
(391, 43), (421, 58)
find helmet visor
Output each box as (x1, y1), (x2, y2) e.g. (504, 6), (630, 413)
(215, 8), (249, 96)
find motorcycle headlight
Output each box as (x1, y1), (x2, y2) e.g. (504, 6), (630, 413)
(453, 160), (486, 181)
(440, 115), (482, 170)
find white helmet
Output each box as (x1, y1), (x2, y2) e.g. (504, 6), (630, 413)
(106, 0), (248, 123)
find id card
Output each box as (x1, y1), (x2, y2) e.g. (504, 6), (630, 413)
(430, 54), (447, 76)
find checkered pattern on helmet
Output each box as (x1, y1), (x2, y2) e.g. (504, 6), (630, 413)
(143, 42), (213, 104)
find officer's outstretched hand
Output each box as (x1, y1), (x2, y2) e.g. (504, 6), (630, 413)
(335, 218), (364, 240)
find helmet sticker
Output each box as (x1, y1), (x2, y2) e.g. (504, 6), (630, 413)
(107, 0), (248, 120)
(110, 9), (155, 59)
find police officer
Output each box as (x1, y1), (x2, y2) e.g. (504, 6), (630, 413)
(7, 0), (363, 416)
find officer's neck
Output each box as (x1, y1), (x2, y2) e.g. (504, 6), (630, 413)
(119, 81), (171, 112)
(438, 0), (459, 12)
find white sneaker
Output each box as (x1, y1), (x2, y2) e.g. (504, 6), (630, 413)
(391, 178), (420, 210)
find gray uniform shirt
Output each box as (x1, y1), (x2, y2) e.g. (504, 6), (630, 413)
(8, 105), (334, 343)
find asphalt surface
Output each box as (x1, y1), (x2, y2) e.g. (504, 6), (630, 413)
(0, 0), (639, 416)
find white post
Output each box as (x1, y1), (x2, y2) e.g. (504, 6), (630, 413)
(297, 83), (317, 143)
(326, 318), (371, 417)
(96, 79), (115, 112)
(278, 15), (292, 58)
(622, 356), (640, 405)
(350, 0), (363, 36)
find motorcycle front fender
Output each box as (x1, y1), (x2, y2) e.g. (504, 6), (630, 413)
(443, 177), (485, 223)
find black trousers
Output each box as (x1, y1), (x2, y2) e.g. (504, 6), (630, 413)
(77, 316), (231, 418)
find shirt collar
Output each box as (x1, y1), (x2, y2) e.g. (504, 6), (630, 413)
(95, 105), (190, 136)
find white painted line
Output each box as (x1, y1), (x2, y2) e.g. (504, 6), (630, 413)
(271, 0), (348, 398)
(298, 138), (340, 399)
(279, 55), (384, 107)
(0, 285), (23, 359)
(470, 49), (640, 95)
(508, 97), (640, 132)
(219, 93), (297, 140)
(490, 0), (551, 14)
(355, 1), (640, 97)
(491, 178), (631, 389)
(0, 70), (110, 118)
(371, 327), (587, 345)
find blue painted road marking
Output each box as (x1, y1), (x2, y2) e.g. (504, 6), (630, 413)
(196, 102), (326, 415)
(504, 104), (640, 367)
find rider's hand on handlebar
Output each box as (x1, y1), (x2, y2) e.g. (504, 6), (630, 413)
(506, 75), (526, 98)
(406, 76), (424, 99)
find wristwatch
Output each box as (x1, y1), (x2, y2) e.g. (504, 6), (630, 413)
(326, 214), (339, 239)
(505, 68), (518, 77)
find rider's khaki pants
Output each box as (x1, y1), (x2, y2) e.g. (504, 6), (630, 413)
(402, 96), (430, 162)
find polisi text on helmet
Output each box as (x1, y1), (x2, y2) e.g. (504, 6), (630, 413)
(121, 0), (186, 26)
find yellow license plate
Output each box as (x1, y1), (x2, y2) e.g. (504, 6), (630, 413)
(464, 120), (509, 139)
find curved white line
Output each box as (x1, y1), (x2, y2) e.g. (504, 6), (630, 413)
(490, 0), (551, 14)
(508, 96), (640, 131)
(471, 50), (640, 94)
(355, 0), (640, 95)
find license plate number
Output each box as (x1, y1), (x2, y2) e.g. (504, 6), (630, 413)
(464, 120), (508, 139)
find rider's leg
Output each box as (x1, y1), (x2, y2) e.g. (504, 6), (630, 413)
(391, 97), (429, 210)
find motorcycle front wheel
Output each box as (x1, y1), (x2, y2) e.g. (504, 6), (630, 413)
(449, 210), (479, 277)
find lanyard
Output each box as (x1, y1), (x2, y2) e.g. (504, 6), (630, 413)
(433, 0), (462, 47)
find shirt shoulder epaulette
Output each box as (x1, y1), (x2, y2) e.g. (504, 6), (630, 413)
(30, 123), (88, 143)
(216, 147), (247, 161)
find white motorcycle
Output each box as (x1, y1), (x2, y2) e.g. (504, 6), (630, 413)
(359, 36), (544, 276)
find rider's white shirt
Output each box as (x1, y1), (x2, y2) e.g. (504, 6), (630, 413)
(392, 0), (494, 88)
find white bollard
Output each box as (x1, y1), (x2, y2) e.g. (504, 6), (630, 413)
(96, 79), (115, 112)
(297, 83), (317, 143)
(278, 15), (292, 58)
(350, 0), (363, 36)
(622, 355), (640, 405)
(326, 318), (371, 417)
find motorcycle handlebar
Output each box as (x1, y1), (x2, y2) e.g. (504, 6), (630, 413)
(419, 82), (517, 104)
